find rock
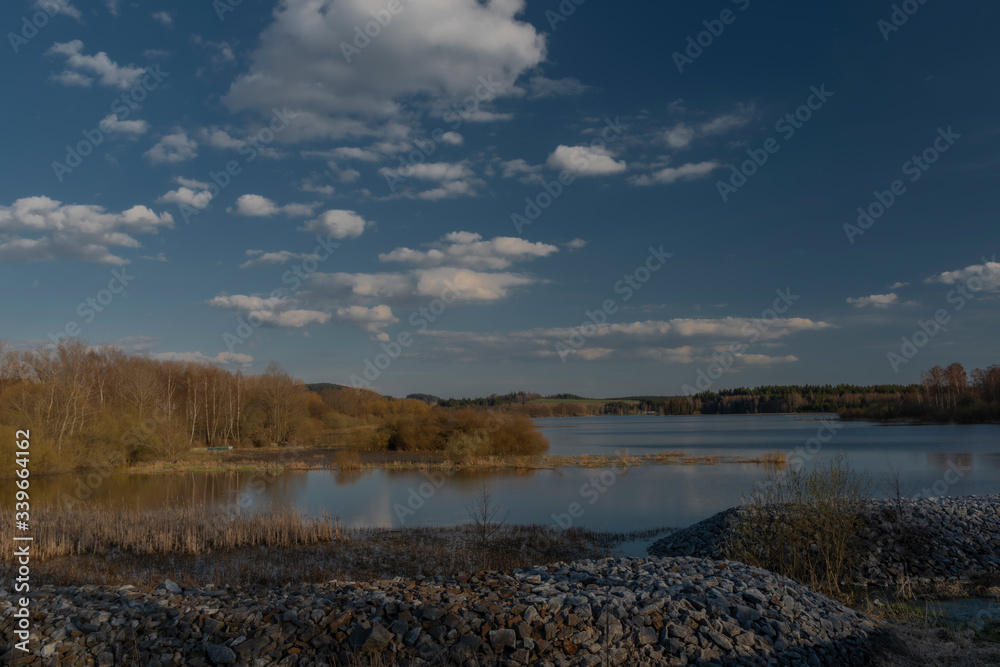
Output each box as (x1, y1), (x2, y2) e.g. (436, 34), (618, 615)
(206, 644), (236, 664)
(163, 580), (182, 595)
(489, 628), (517, 650)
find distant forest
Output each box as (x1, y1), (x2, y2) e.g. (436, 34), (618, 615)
(412, 362), (1000, 423)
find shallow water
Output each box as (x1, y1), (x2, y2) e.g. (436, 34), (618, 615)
(31, 414), (1000, 556)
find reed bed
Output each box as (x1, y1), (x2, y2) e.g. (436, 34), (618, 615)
(0, 504), (338, 560)
(0, 522), (612, 588)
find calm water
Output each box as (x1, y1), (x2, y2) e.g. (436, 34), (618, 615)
(33, 415), (1000, 555)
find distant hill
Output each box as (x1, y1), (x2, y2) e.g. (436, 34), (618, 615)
(406, 393), (443, 404)
(305, 382), (352, 393)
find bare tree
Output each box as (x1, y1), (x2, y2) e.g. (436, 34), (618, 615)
(465, 485), (508, 571)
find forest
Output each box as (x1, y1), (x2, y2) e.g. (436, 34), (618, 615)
(0, 340), (547, 473)
(425, 363), (1000, 422)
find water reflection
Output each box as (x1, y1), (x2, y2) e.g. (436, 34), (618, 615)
(25, 416), (1000, 556)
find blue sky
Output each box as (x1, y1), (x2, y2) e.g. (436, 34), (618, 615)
(1, 0), (998, 398)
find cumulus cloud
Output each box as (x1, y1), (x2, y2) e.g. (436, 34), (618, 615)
(156, 178), (214, 210)
(222, 0), (545, 142)
(144, 132), (198, 164)
(46, 40), (145, 89)
(547, 145), (626, 176)
(379, 161), (484, 200)
(99, 113), (148, 135)
(299, 210), (370, 238)
(240, 249), (318, 269)
(0, 196), (172, 264)
(379, 231), (558, 270)
(228, 194), (317, 217)
(336, 305), (398, 333)
(206, 294), (331, 328)
(308, 267), (537, 304)
(629, 161), (721, 186)
(847, 293), (899, 309)
(926, 256), (1000, 291)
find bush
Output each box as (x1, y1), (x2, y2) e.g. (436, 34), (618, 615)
(722, 452), (871, 596)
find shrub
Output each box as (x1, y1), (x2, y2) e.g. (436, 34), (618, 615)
(722, 452), (871, 596)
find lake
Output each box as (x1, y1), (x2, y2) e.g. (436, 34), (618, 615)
(35, 415), (1000, 555)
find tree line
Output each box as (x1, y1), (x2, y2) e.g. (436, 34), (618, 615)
(0, 340), (547, 473)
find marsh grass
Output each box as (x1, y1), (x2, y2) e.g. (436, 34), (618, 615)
(0, 504), (336, 560)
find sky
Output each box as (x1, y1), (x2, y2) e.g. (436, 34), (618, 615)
(1, 0), (998, 398)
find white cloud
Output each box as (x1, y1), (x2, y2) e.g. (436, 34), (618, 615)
(144, 132), (198, 164)
(379, 161), (483, 199)
(152, 11), (173, 26)
(309, 267), (537, 304)
(240, 249), (318, 269)
(410, 317), (830, 363)
(847, 293), (899, 309)
(440, 131), (464, 145)
(222, 0), (544, 142)
(336, 305), (398, 333)
(527, 76), (591, 99)
(227, 194), (316, 217)
(33, 0), (81, 20)
(206, 294), (331, 328)
(0, 196), (172, 264)
(379, 232), (558, 270)
(564, 238), (587, 250)
(926, 256), (1000, 291)
(46, 40), (145, 89)
(299, 210), (370, 238)
(547, 145), (627, 176)
(630, 161), (721, 186)
(499, 158), (544, 184)
(664, 124), (696, 149)
(99, 113), (148, 135)
(888, 281), (910, 290)
(156, 177), (214, 210)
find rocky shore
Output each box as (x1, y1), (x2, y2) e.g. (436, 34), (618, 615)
(1, 557), (876, 666)
(648, 494), (1000, 588)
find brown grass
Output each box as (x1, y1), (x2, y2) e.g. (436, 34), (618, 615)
(0, 504), (337, 559)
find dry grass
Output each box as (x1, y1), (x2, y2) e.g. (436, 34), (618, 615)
(0, 516), (611, 588)
(0, 504), (337, 559)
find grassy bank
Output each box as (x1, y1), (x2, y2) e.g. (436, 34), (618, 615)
(0, 504), (621, 588)
(122, 446), (788, 474)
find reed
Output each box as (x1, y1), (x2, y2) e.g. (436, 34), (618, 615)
(0, 504), (336, 560)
